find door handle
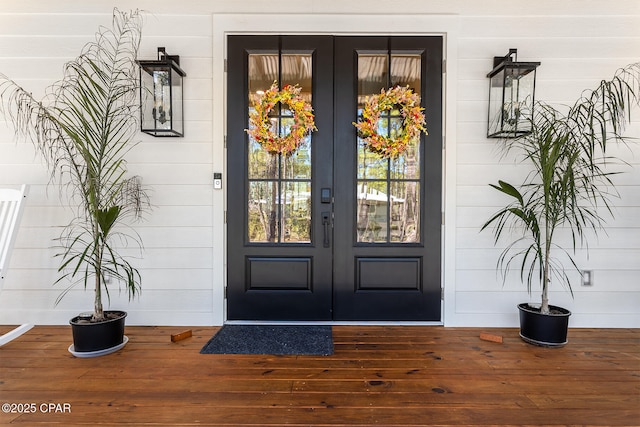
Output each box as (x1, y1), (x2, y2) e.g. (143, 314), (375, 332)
(321, 211), (331, 248)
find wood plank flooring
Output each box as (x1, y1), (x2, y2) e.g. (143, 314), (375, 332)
(0, 325), (638, 426)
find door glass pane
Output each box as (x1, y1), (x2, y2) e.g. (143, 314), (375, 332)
(247, 52), (313, 244)
(356, 50), (423, 244)
(282, 54), (312, 102)
(280, 116), (295, 134)
(390, 53), (421, 94)
(249, 139), (279, 179)
(283, 136), (311, 179)
(249, 53), (278, 96)
(281, 181), (311, 242)
(357, 137), (388, 179)
(357, 180), (388, 243)
(358, 53), (388, 106)
(391, 135), (420, 180)
(390, 181), (420, 243)
(248, 181), (278, 243)
(389, 117), (403, 140)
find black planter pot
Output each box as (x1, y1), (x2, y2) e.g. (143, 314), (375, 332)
(518, 303), (571, 347)
(69, 310), (127, 353)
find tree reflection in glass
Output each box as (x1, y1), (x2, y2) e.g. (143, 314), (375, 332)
(356, 51), (422, 244)
(247, 52), (313, 243)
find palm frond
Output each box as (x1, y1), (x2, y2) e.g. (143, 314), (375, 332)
(0, 9), (148, 321)
(482, 63), (640, 313)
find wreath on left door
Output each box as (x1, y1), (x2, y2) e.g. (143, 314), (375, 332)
(246, 81), (316, 156)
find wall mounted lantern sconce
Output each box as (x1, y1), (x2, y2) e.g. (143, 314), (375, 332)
(138, 47), (187, 137)
(487, 49), (540, 138)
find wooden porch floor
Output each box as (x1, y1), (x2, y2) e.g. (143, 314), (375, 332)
(0, 325), (638, 426)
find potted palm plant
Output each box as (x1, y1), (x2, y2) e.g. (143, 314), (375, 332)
(482, 63), (640, 347)
(0, 9), (149, 355)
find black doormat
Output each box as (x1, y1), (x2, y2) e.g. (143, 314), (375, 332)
(200, 325), (333, 355)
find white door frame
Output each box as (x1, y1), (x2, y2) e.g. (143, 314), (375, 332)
(211, 13), (459, 326)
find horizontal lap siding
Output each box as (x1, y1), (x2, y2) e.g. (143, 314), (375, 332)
(0, 1), (638, 327)
(454, 11), (640, 326)
(0, 10), (216, 325)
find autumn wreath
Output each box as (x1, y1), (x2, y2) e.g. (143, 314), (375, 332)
(353, 85), (426, 159)
(246, 82), (316, 156)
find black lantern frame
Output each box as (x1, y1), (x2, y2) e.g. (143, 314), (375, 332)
(138, 47), (187, 137)
(487, 49), (540, 138)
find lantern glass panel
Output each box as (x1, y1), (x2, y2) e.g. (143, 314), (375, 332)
(140, 67), (157, 133)
(141, 65), (171, 135)
(140, 62), (184, 137)
(488, 66), (537, 138)
(504, 68), (535, 134)
(170, 66), (184, 136)
(488, 70), (506, 137)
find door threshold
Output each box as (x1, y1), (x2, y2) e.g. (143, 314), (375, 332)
(224, 320), (444, 326)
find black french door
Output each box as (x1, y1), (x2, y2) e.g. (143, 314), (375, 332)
(227, 35), (442, 321)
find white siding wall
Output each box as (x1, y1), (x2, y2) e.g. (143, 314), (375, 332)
(453, 6), (640, 327)
(0, 6), (219, 326)
(0, 0), (638, 327)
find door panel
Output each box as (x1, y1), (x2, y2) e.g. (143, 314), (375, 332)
(333, 36), (442, 320)
(227, 36), (334, 320)
(227, 35), (442, 321)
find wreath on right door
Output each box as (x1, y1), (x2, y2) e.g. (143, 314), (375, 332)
(353, 85), (427, 159)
